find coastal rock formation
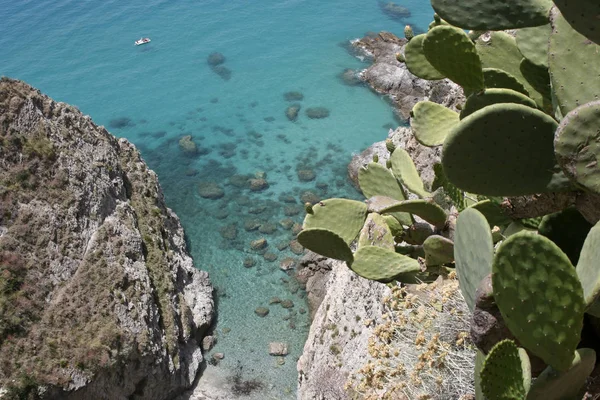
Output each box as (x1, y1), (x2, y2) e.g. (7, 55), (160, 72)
(355, 32), (464, 119)
(0, 78), (214, 399)
(297, 258), (391, 399)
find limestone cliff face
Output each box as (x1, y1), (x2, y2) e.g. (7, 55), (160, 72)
(0, 78), (213, 399)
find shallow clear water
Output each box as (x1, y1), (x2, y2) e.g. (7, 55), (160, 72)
(1, 0), (433, 397)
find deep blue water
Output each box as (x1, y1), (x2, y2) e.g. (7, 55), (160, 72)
(1, 0), (434, 396)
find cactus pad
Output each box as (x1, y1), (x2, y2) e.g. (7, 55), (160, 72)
(423, 235), (454, 266)
(555, 101), (600, 195)
(516, 24), (551, 68)
(358, 213), (395, 250)
(459, 88), (538, 119)
(576, 221), (600, 316)
(350, 245), (421, 282)
(431, 0), (552, 30)
(549, 9), (600, 116)
(423, 26), (484, 92)
(527, 348), (596, 400)
(552, 0), (600, 45)
(382, 215), (404, 237)
(302, 198), (368, 244)
(469, 199), (512, 228)
(297, 228), (354, 262)
(480, 340), (527, 400)
(476, 31), (549, 109)
(432, 163), (465, 210)
(492, 232), (585, 371)
(442, 103), (559, 196)
(358, 162), (405, 201)
(410, 101), (460, 147)
(454, 208), (494, 311)
(389, 147), (430, 198)
(404, 34), (445, 81)
(369, 198), (447, 229)
(483, 68), (529, 95)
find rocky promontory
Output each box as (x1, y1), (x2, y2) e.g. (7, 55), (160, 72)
(0, 78), (214, 399)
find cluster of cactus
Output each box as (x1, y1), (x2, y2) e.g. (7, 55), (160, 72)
(301, 0), (600, 397)
(298, 142), (455, 283)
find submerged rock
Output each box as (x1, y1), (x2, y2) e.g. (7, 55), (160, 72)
(207, 52), (226, 66)
(243, 258), (257, 268)
(198, 182), (225, 199)
(179, 134), (199, 155)
(108, 116), (135, 129)
(297, 168), (316, 182)
(379, 1), (411, 19)
(250, 238), (268, 251)
(284, 91), (304, 101)
(0, 78), (214, 399)
(211, 65), (232, 81)
(339, 68), (362, 86)
(285, 104), (301, 121)
(279, 257), (296, 271)
(305, 107), (330, 119)
(255, 307), (270, 317)
(268, 342), (289, 356)
(249, 178), (269, 191)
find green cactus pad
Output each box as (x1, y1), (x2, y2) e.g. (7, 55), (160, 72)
(483, 68), (529, 95)
(358, 213), (395, 250)
(555, 101), (600, 195)
(404, 34), (446, 81)
(350, 245), (421, 282)
(469, 199), (512, 228)
(369, 198), (447, 229)
(432, 163), (465, 210)
(297, 228), (354, 262)
(442, 103), (560, 196)
(493, 232), (585, 371)
(410, 101), (460, 147)
(538, 207), (592, 266)
(423, 235), (454, 266)
(460, 88), (538, 119)
(549, 9), (600, 116)
(518, 348), (532, 394)
(516, 24), (551, 68)
(423, 26), (484, 92)
(480, 340), (527, 400)
(431, 0), (552, 30)
(475, 350), (485, 400)
(576, 221), (600, 316)
(477, 32), (550, 109)
(302, 198), (368, 245)
(519, 58), (552, 114)
(389, 147), (430, 198)
(382, 215), (404, 237)
(552, 0), (600, 45)
(454, 208), (494, 311)
(527, 348), (596, 400)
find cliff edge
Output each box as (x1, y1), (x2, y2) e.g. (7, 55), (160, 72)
(0, 78), (214, 399)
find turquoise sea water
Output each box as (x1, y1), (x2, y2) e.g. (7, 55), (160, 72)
(1, 0), (434, 397)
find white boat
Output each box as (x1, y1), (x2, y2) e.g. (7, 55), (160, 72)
(135, 37), (151, 46)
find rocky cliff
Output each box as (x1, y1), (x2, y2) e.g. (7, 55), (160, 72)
(0, 78), (214, 399)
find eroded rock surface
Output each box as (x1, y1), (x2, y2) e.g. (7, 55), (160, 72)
(0, 78), (214, 399)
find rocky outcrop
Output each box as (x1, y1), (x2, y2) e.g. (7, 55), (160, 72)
(348, 126), (442, 190)
(354, 32), (464, 119)
(297, 259), (390, 399)
(0, 78), (214, 399)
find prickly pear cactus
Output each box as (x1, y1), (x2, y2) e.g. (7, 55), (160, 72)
(526, 348), (596, 400)
(357, 213), (395, 250)
(423, 25), (484, 92)
(492, 232), (585, 371)
(423, 235), (454, 266)
(404, 34), (445, 80)
(350, 245), (420, 282)
(538, 207), (592, 265)
(548, 9), (600, 116)
(480, 340), (527, 400)
(430, 0), (552, 30)
(442, 103), (561, 196)
(554, 101), (600, 195)
(410, 101), (459, 147)
(482, 68), (529, 95)
(552, 0), (600, 45)
(302, 198), (368, 244)
(459, 88), (538, 119)
(576, 220), (600, 317)
(297, 228), (354, 263)
(469, 199), (512, 228)
(389, 147), (430, 198)
(515, 24), (551, 68)
(404, 25), (414, 41)
(454, 208), (494, 311)
(367, 197), (447, 229)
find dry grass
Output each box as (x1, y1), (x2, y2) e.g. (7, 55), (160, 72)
(345, 275), (475, 399)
